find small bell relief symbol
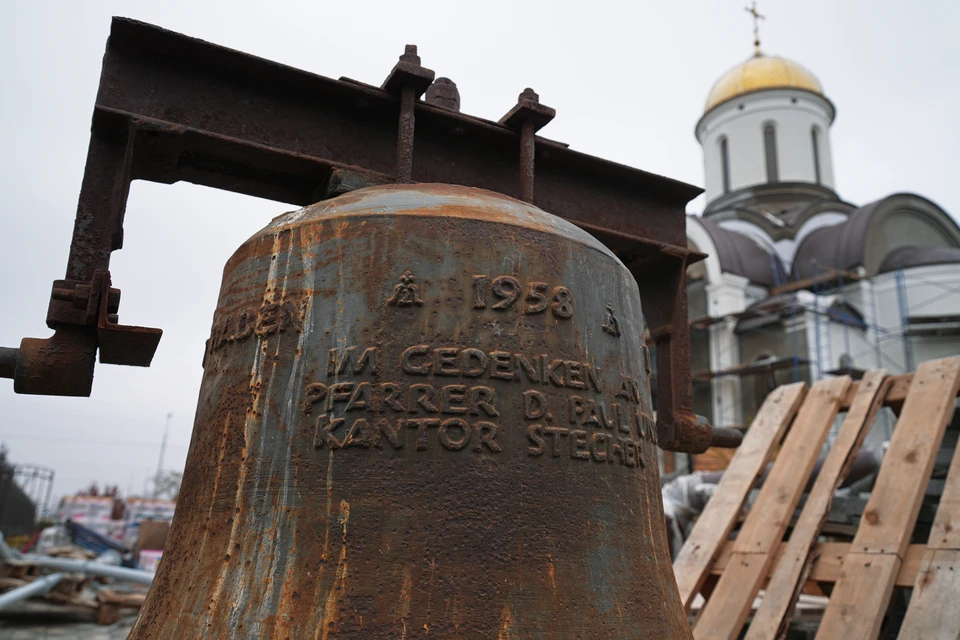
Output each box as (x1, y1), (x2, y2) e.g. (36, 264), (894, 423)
(602, 304), (621, 337)
(387, 270), (424, 307)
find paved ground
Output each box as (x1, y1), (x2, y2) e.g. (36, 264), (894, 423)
(0, 603), (135, 639)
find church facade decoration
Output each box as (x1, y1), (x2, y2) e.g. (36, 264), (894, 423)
(682, 37), (960, 460)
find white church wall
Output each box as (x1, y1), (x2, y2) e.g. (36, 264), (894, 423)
(697, 89), (835, 205)
(704, 274), (748, 426)
(824, 318), (875, 375)
(913, 337), (960, 370)
(838, 280), (890, 372)
(686, 215), (724, 286)
(864, 265), (960, 373)
(706, 273), (751, 317)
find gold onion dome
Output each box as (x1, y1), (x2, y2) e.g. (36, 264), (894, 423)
(704, 54), (824, 113)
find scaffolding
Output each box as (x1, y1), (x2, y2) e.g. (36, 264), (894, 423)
(685, 262), (960, 434)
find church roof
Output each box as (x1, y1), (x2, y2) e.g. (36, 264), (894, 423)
(705, 54), (824, 113)
(878, 245), (960, 274)
(792, 193), (960, 279)
(698, 218), (787, 287)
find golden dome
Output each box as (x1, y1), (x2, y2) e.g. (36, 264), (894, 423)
(704, 54), (824, 112)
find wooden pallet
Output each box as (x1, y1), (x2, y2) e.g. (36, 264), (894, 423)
(96, 588), (148, 625)
(673, 356), (960, 640)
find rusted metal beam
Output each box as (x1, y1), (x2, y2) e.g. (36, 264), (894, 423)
(91, 18), (696, 245)
(1, 17), (725, 452)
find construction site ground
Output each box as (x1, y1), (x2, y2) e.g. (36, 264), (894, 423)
(0, 602), (134, 639)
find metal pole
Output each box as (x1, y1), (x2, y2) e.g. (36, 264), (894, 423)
(43, 469), (53, 519)
(153, 412), (171, 499)
(0, 534), (153, 586)
(840, 271), (852, 374)
(0, 572), (64, 611)
(790, 295), (801, 382)
(895, 268), (914, 372)
(868, 277), (893, 436)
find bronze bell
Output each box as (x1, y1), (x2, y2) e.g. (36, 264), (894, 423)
(130, 184), (690, 639)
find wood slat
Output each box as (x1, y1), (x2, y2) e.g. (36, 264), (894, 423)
(897, 550), (960, 639)
(745, 370), (886, 640)
(673, 382), (807, 609)
(851, 357), (960, 558)
(927, 427), (960, 551)
(840, 373), (911, 410)
(710, 541), (927, 587)
(693, 377), (850, 640)
(817, 356), (960, 640)
(816, 552), (901, 640)
(898, 421), (960, 639)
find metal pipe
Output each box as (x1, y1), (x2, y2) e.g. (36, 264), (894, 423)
(20, 556), (153, 585)
(0, 347), (17, 379)
(0, 572), (64, 611)
(0, 534), (153, 585)
(709, 425), (744, 449)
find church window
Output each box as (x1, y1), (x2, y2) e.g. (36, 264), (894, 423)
(763, 123), (779, 182)
(720, 137), (731, 193)
(812, 127), (822, 184)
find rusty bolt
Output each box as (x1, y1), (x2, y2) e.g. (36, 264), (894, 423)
(399, 44), (421, 65)
(425, 78), (460, 112)
(107, 288), (121, 314)
(519, 88), (539, 105)
(52, 284), (92, 310)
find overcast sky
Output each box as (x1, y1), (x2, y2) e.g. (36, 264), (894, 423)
(1, 0), (958, 505)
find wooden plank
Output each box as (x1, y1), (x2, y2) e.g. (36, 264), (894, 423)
(694, 551), (767, 634)
(673, 382), (807, 609)
(693, 377), (850, 640)
(897, 549), (960, 639)
(814, 552), (900, 640)
(897, 420), (960, 638)
(852, 357), (960, 558)
(817, 356), (960, 640)
(734, 377), (852, 554)
(841, 373), (912, 410)
(768, 269), (862, 296)
(710, 541), (927, 587)
(927, 426), (960, 551)
(744, 370), (886, 640)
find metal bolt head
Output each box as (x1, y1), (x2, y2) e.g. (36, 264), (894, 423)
(426, 77), (461, 112)
(519, 88), (539, 104)
(400, 44), (421, 65)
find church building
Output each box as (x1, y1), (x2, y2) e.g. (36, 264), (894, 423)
(684, 34), (960, 452)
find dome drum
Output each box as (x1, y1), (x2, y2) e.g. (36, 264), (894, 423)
(697, 54), (835, 207)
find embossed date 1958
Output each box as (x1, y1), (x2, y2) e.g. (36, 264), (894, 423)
(471, 275), (573, 319)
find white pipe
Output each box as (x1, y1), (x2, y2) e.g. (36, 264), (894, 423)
(0, 533), (153, 586)
(0, 572), (64, 611)
(23, 556), (154, 585)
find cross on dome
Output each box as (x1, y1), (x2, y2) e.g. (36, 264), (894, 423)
(745, 2), (765, 56)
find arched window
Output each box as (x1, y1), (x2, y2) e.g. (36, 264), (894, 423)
(811, 127), (822, 184)
(763, 123), (779, 182)
(720, 137), (731, 194)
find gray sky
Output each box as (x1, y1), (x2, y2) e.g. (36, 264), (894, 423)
(2, 0), (958, 503)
